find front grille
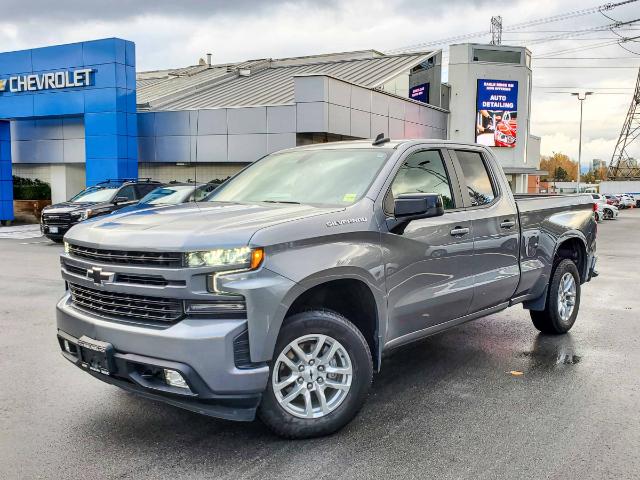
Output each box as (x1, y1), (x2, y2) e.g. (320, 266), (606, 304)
(68, 244), (183, 268)
(68, 283), (183, 323)
(43, 213), (71, 225)
(117, 273), (168, 286)
(65, 264), (87, 277)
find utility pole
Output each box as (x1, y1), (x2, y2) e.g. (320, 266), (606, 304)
(490, 16), (502, 45)
(571, 92), (593, 193)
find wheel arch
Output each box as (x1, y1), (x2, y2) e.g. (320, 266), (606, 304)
(272, 270), (386, 370)
(553, 234), (588, 283)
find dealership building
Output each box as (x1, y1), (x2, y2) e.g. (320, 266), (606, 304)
(0, 38), (542, 221)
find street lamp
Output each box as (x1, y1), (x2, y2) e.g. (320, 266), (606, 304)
(571, 91), (593, 194)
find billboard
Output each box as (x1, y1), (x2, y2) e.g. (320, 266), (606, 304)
(475, 79), (518, 148)
(409, 82), (429, 104)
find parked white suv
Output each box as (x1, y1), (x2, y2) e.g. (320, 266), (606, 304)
(592, 194), (618, 221)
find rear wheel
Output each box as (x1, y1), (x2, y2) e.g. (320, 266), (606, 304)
(604, 209), (613, 220)
(530, 259), (581, 334)
(258, 310), (372, 439)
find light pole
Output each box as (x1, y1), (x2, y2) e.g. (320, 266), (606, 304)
(571, 91), (593, 194)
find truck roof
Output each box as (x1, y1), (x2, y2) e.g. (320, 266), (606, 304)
(286, 138), (483, 151)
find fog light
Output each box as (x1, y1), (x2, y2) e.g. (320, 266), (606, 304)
(63, 339), (73, 353)
(163, 369), (190, 389)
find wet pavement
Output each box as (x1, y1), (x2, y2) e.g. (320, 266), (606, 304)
(1, 210), (639, 479)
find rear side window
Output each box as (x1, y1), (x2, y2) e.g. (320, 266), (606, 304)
(390, 150), (456, 209)
(455, 150), (496, 206)
(136, 184), (159, 197)
(117, 185), (137, 201)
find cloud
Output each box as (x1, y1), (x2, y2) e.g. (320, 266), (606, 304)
(1, 0), (638, 164)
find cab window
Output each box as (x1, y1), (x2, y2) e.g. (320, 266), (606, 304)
(388, 150), (455, 211)
(455, 150), (496, 207)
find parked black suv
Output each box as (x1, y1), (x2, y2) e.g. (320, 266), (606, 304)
(41, 178), (161, 242)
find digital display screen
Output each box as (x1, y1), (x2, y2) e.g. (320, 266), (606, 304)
(409, 83), (429, 104)
(475, 79), (518, 148)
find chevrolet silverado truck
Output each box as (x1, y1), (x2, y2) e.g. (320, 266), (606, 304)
(56, 138), (597, 438)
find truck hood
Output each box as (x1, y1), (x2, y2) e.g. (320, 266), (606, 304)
(64, 201), (342, 250)
(42, 201), (99, 214)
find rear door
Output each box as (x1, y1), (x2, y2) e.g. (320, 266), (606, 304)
(448, 148), (520, 312)
(382, 147), (475, 343)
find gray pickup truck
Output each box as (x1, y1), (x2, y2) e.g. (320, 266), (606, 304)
(56, 139), (597, 438)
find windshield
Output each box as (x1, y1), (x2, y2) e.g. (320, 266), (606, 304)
(207, 148), (391, 206)
(139, 186), (194, 205)
(70, 186), (118, 203)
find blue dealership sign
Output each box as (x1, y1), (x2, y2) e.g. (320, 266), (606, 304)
(0, 38), (138, 221)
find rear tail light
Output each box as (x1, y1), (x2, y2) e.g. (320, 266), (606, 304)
(592, 202), (598, 212)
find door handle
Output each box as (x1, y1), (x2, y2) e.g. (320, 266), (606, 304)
(500, 219), (516, 229)
(450, 226), (470, 236)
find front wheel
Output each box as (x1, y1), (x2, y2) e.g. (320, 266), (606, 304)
(604, 209), (613, 220)
(530, 259), (581, 334)
(258, 310), (373, 439)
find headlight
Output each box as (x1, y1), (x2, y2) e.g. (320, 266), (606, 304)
(70, 209), (91, 221)
(64, 241), (70, 254)
(185, 247), (264, 270)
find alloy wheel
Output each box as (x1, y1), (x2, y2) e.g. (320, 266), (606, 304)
(557, 272), (577, 322)
(272, 334), (352, 419)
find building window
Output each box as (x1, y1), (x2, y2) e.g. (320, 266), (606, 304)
(472, 48), (522, 65)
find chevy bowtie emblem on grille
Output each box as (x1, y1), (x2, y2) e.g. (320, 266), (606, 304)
(87, 266), (115, 285)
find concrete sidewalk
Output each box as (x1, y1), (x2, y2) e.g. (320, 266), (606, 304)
(0, 224), (43, 240)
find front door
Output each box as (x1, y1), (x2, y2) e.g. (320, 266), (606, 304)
(382, 148), (475, 344)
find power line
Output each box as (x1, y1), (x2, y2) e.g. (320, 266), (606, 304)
(536, 65), (640, 68)
(387, 0), (639, 53)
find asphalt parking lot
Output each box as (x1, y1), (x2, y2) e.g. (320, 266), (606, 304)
(1, 210), (639, 479)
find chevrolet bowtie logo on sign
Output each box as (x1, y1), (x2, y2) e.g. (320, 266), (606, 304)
(0, 68), (94, 93)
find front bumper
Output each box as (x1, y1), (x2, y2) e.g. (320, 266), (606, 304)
(56, 295), (270, 421)
(41, 222), (75, 238)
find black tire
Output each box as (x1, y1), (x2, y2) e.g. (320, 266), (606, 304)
(530, 259), (581, 334)
(604, 209), (613, 220)
(258, 310), (373, 439)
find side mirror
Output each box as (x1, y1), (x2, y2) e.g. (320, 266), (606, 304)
(394, 193), (445, 221)
(114, 196), (130, 204)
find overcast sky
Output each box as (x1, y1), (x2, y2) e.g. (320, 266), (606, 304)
(2, 0), (639, 167)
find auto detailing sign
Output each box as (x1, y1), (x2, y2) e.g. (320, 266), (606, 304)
(475, 79), (518, 148)
(0, 68), (94, 93)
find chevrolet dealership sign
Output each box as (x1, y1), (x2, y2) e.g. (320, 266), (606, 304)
(0, 68), (93, 93)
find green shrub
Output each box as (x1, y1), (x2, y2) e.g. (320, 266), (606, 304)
(12, 175), (51, 200)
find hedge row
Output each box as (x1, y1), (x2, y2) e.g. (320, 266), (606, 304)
(12, 175), (52, 200)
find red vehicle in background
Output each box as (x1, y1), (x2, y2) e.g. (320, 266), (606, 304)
(604, 194), (620, 207)
(494, 111), (517, 148)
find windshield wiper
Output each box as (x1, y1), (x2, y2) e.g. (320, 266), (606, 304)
(260, 200), (301, 204)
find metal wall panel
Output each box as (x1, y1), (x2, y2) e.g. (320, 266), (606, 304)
(196, 135), (227, 163)
(350, 109), (371, 138)
(197, 109), (227, 135)
(228, 134), (267, 163)
(267, 106), (296, 134)
(227, 107), (267, 134)
(328, 104), (350, 136)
